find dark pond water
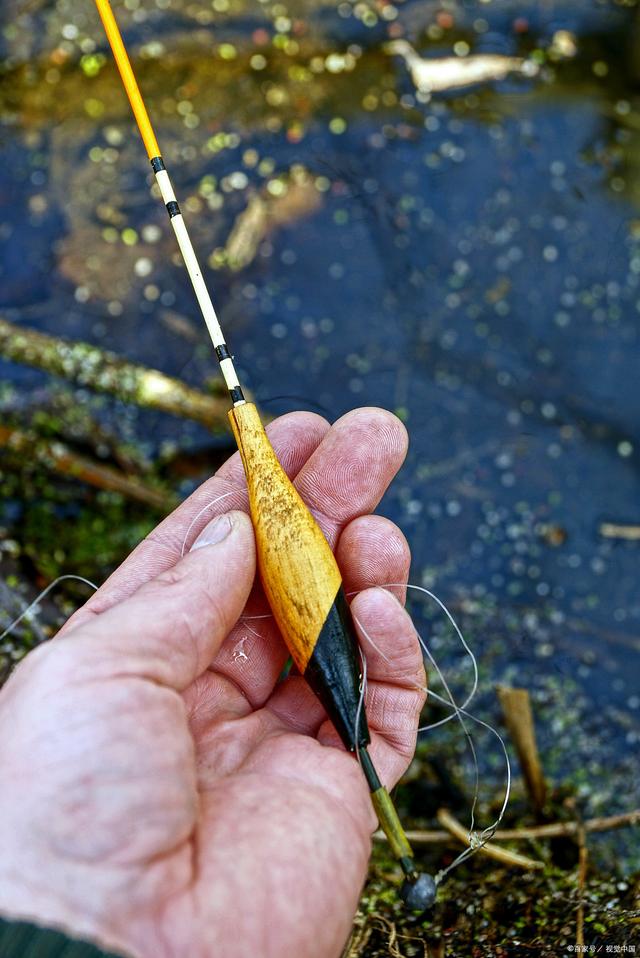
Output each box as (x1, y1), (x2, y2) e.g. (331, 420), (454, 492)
(1, 0), (639, 848)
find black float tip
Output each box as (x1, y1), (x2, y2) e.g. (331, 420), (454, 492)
(400, 872), (438, 910)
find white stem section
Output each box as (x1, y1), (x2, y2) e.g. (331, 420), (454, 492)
(153, 168), (242, 395)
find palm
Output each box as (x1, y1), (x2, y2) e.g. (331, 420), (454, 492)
(167, 551), (423, 958)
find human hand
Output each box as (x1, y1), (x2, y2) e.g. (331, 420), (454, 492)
(0, 408), (426, 958)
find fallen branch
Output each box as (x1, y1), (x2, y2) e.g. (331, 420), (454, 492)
(373, 809), (640, 844)
(224, 168), (321, 272)
(497, 685), (547, 815)
(0, 318), (231, 429)
(576, 825), (587, 948)
(599, 522), (640, 541)
(0, 425), (178, 511)
(436, 808), (545, 870)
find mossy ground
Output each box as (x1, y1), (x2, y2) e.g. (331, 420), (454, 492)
(0, 444), (191, 678)
(345, 730), (640, 957)
(347, 829), (640, 957)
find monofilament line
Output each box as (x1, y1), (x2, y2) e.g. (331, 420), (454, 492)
(352, 582), (511, 884)
(0, 575), (98, 643)
(180, 491), (238, 556)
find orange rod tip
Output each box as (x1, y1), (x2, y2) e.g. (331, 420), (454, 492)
(93, 0), (161, 159)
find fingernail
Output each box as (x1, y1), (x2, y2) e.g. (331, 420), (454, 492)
(190, 513), (233, 550)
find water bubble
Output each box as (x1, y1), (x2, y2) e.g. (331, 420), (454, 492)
(134, 257), (152, 278)
(617, 441), (633, 458)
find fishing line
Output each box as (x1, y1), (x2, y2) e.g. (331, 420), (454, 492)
(427, 692), (511, 883)
(354, 642), (368, 769)
(352, 582), (511, 886)
(240, 572), (510, 884)
(0, 493), (239, 647)
(401, 584), (481, 842)
(0, 575), (98, 644)
(180, 489), (239, 556)
(351, 583), (479, 730)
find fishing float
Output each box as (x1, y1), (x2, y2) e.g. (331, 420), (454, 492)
(92, 0), (436, 910)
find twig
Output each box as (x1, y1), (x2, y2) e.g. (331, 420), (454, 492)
(599, 522), (640, 541)
(341, 914), (372, 958)
(576, 825), (587, 948)
(0, 318), (231, 429)
(0, 425), (178, 511)
(371, 915), (429, 958)
(497, 685), (547, 815)
(436, 808), (545, 871)
(374, 829), (447, 843)
(373, 808), (640, 844)
(224, 169), (321, 271)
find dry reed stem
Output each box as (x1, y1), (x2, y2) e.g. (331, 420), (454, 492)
(0, 425), (178, 511)
(599, 522), (640, 540)
(497, 684), (547, 815)
(436, 808), (545, 870)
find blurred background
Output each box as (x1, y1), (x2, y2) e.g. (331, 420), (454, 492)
(1, 0), (639, 924)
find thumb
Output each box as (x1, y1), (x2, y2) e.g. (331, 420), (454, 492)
(64, 511), (256, 690)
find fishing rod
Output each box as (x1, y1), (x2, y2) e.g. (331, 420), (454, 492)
(93, 0), (435, 910)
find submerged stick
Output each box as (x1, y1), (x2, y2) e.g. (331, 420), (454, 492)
(599, 522), (640, 541)
(0, 424), (177, 511)
(497, 685), (547, 816)
(0, 318), (231, 429)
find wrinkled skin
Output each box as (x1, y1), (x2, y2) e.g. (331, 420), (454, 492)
(0, 408), (426, 958)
